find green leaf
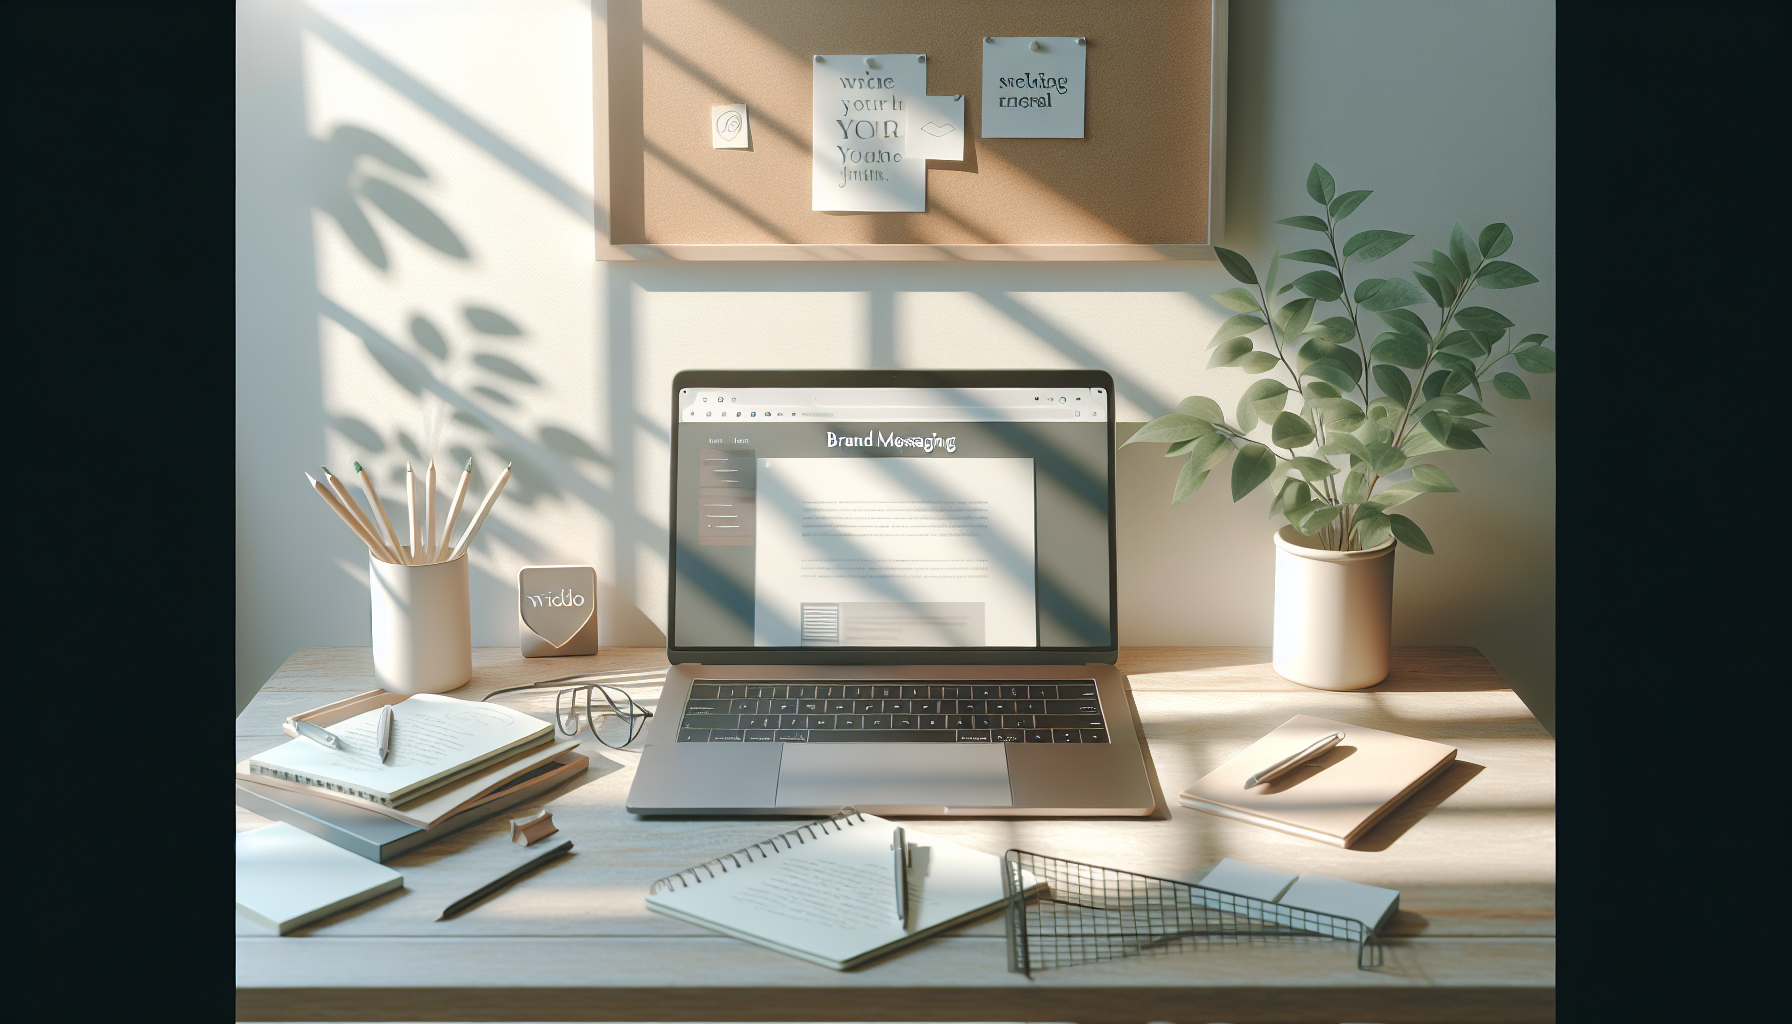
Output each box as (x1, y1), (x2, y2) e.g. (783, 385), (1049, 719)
(1303, 359), (1358, 392)
(1286, 456), (1340, 480)
(1306, 164), (1336, 204)
(1354, 513), (1392, 549)
(1354, 277), (1429, 311)
(1211, 287), (1261, 313)
(1186, 431), (1234, 472)
(1210, 313), (1267, 347)
(1289, 499), (1341, 535)
(1419, 251), (1463, 295)
(1377, 307), (1432, 341)
(1270, 411), (1317, 449)
(1303, 381), (1343, 400)
(1274, 479), (1310, 520)
(1389, 514), (1433, 553)
(1341, 229), (1415, 263)
(1493, 371), (1531, 399)
(1372, 364), (1412, 406)
(1214, 246), (1258, 285)
(1340, 470), (1370, 504)
(1420, 410), (1454, 444)
(1276, 214), (1330, 232)
(1329, 189), (1372, 220)
(1370, 334), (1426, 368)
(1291, 270), (1343, 301)
(1366, 441), (1405, 475)
(1478, 223), (1513, 259)
(1207, 337), (1253, 369)
(1164, 437), (1195, 456)
(1431, 352), (1479, 379)
(1414, 272), (1447, 307)
(1401, 429), (1448, 457)
(1476, 261), (1539, 289)
(1242, 378), (1291, 419)
(1283, 249), (1337, 267)
(1239, 351), (1281, 373)
(1265, 251), (1281, 297)
(1413, 393), (1488, 419)
(1178, 396), (1226, 422)
(1307, 395), (1366, 424)
(1513, 346), (1556, 373)
(1449, 223), (1479, 277)
(1307, 316), (1356, 344)
(1231, 443), (1277, 501)
(1320, 433), (1372, 462)
(1517, 333), (1548, 348)
(1421, 370), (1448, 401)
(1445, 423), (1487, 450)
(1171, 456), (1211, 506)
(1123, 412), (1215, 445)
(1235, 394), (1259, 432)
(1454, 306), (1515, 332)
(1410, 464), (1459, 492)
(1438, 330), (1490, 358)
(1273, 297), (1317, 337)
(1276, 284), (1295, 296)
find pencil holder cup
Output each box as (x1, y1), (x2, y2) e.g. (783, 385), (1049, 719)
(369, 548), (472, 694)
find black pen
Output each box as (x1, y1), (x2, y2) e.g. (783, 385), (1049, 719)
(891, 827), (909, 927)
(437, 840), (573, 920)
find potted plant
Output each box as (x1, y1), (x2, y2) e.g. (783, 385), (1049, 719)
(1125, 164), (1555, 689)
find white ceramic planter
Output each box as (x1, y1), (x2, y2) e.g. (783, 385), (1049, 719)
(369, 548), (473, 694)
(1272, 525), (1396, 690)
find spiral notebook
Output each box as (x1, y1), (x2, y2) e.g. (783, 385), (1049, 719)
(646, 810), (1026, 970)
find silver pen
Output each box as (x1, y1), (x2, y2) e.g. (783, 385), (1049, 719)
(376, 705), (394, 764)
(1245, 731), (1344, 788)
(891, 827), (909, 926)
(293, 719), (341, 750)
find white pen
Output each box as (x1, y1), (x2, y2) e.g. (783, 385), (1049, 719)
(293, 719), (341, 750)
(1245, 731), (1344, 788)
(377, 705), (394, 764)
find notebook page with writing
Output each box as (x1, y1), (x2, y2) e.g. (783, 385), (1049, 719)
(647, 812), (1016, 970)
(248, 694), (551, 804)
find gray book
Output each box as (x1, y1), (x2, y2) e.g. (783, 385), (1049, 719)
(236, 752), (585, 862)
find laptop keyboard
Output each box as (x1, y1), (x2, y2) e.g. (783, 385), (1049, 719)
(674, 682), (1109, 744)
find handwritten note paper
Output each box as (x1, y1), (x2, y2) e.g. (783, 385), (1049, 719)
(981, 36), (1087, 139)
(711, 103), (750, 149)
(811, 54), (927, 212)
(905, 92), (964, 162)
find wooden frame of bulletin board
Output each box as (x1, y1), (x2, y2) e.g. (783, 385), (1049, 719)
(593, 0), (1227, 261)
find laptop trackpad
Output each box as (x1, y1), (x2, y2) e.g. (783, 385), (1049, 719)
(775, 744), (1012, 808)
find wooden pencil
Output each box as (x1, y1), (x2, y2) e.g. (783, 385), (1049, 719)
(425, 460), (438, 563)
(307, 473), (391, 561)
(405, 463), (420, 565)
(322, 465), (396, 563)
(436, 459), (473, 563)
(447, 462), (511, 561)
(356, 461), (407, 564)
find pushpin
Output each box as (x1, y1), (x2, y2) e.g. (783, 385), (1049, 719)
(814, 55), (823, 62)
(917, 54), (926, 63)
(1029, 40), (1041, 52)
(865, 56), (877, 68)
(984, 36), (994, 43)
(1078, 37), (1088, 45)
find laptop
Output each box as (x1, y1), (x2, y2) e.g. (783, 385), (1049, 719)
(625, 369), (1156, 817)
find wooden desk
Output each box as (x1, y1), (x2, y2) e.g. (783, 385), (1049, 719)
(236, 647), (1554, 1023)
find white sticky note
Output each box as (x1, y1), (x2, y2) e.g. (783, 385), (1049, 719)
(812, 55), (927, 211)
(981, 36), (1087, 138)
(236, 823), (402, 935)
(1279, 873), (1401, 936)
(907, 93), (964, 161)
(1196, 858), (1298, 903)
(711, 104), (750, 149)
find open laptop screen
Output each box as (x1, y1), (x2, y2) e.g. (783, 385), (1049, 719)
(668, 371), (1115, 664)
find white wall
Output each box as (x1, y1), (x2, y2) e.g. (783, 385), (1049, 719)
(237, 0), (1555, 730)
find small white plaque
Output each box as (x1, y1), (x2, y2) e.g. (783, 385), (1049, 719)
(812, 55), (926, 212)
(981, 36), (1087, 139)
(906, 93), (964, 161)
(711, 103), (750, 149)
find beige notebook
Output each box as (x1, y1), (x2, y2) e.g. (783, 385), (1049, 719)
(1177, 714), (1456, 848)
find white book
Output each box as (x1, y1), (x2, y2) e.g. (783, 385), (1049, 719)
(247, 694), (551, 805)
(236, 822), (402, 934)
(646, 810), (1029, 970)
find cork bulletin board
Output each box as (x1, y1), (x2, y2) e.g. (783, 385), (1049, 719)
(593, 0), (1227, 260)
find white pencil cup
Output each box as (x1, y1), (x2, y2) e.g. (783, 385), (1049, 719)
(369, 548), (473, 694)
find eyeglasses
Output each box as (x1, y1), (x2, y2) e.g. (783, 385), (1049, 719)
(481, 672), (656, 749)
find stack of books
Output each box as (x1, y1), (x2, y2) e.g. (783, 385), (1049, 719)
(236, 691), (586, 862)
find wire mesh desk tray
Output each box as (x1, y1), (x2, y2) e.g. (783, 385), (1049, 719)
(1001, 849), (1382, 975)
